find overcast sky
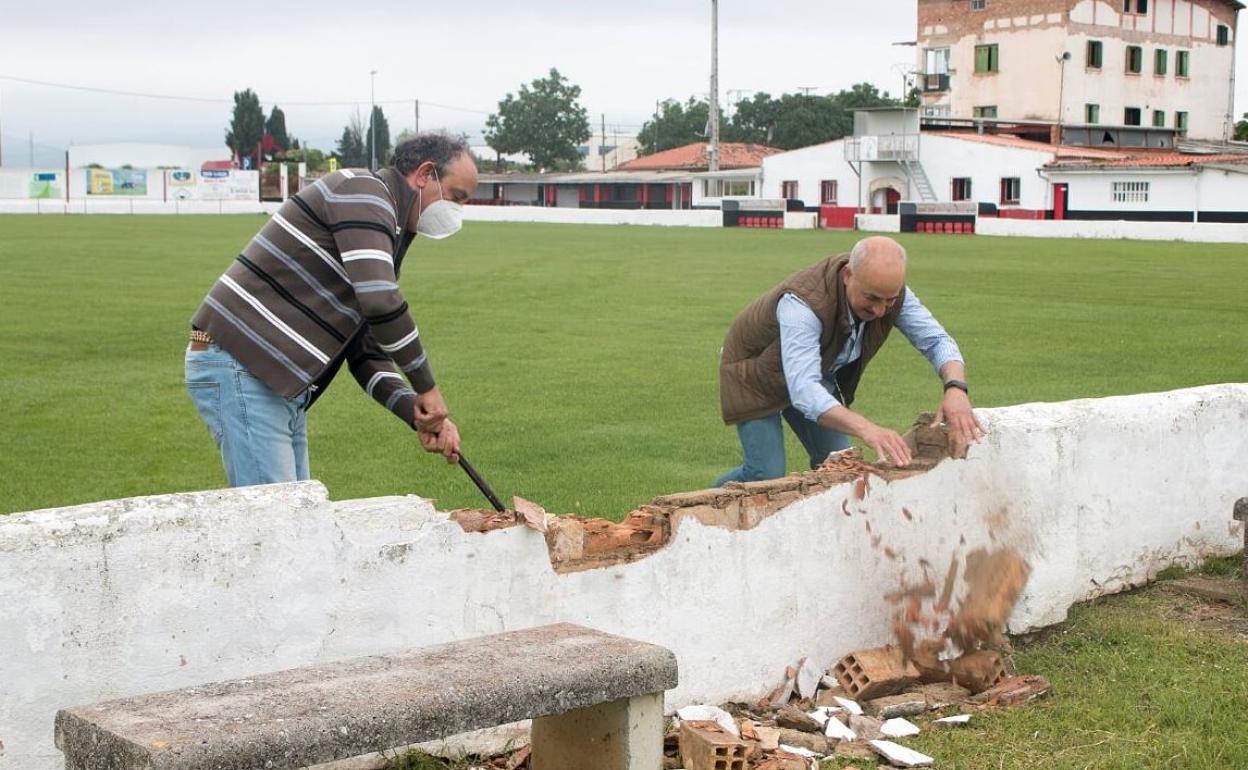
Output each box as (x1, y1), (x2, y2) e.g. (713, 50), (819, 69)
(1, 0), (1244, 165)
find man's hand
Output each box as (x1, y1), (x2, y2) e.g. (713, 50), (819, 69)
(419, 418), (461, 464)
(413, 386), (449, 433)
(932, 387), (985, 456)
(859, 423), (913, 467)
(818, 405), (912, 467)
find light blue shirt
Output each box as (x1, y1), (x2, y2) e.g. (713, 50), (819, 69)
(777, 290), (963, 422)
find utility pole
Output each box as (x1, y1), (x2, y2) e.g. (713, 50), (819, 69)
(369, 70), (378, 172)
(601, 113), (607, 172)
(708, 0), (720, 177)
(654, 99), (660, 153)
(414, 99), (420, 135)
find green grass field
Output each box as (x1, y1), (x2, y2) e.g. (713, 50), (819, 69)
(0, 216), (1245, 516)
(2, 216), (1247, 769)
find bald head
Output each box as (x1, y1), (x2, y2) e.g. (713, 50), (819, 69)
(843, 236), (907, 321)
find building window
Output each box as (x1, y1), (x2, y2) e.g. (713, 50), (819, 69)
(723, 180), (754, 196)
(820, 180), (838, 205)
(1154, 49), (1167, 75)
(1124, 107), (1142, 125)
(1123, 0), (1148, 12)
(974, 44), (999, 73)
(952, 178), (973, 201)
(1152, 109), (1166, 127)
(970, 0), (987, 9)
(781, 180), (799, 199)
(973, 105), (998, 118)
(1086, 40), (1103, 69)
(1217, 25), (1229, 46)
(1112, 181), (1149, 203)
(1000, 177), (1021, 205)
(1176, 50), (1190, 77)
(1176, 111), (1189, 135)
(1125, 46), (1143, 74)
(1085, 104), (1100, 123)
(924, 48), (951, 91)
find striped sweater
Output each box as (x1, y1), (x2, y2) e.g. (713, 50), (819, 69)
(192, 167), (431, 427)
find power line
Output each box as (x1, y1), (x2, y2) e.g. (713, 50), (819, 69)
(0, 74), (491, 114)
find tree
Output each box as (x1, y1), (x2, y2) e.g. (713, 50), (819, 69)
(225, 89), (265, 167)
(265, 106), (290, 152)
(282, 147), (327, 173)
(1235, 113), (1248, 142)
(365, 105), (392, 169)
(485, 68), (591, 171)
(336, 111), (367, 167)
(637, 98), (729, 155)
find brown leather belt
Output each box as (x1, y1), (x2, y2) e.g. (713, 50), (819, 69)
(189, 329), (213, 351)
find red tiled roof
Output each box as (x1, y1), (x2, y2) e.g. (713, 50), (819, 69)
(930, 131), (1248, 168)
(1051, 152), (1248, 168)
(617, 142), (782, 171)
(929, 131), (1127, 160)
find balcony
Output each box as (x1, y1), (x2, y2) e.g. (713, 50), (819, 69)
(922, 72), (950, 92)
(844, 134), (920, 162)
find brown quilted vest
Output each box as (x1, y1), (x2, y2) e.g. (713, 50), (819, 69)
(718, 254), (903, 425)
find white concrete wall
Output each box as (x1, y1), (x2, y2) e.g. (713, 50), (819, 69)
(8, 385), (1244, 768)
(855, 213), (902, 232)
(922, 135), (1053, 210)
(0, 199), (281, 215)
(761, 140), (856, 209)
(976, 216), (1248, 241)
(463, 205), (721, 227)
(1053, 168), (1198, 213)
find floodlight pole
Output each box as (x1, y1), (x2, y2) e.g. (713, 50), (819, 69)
(709, 0), (720, 177)
(370, 70), (378, 172)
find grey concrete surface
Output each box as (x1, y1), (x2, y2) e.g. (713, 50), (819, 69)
(55, 623), (678, 770)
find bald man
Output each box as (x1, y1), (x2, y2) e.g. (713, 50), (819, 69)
(714, 236), (983, 485)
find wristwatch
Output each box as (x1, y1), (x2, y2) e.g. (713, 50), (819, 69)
(943, 379), (969, 394)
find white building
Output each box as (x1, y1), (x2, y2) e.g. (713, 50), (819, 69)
(917, 0), (1241, 140)
(755, 108), (1248, 228)
(66, 143), (232, 170)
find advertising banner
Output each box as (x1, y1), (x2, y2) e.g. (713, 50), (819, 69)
(29, 172), (63, 199)
(197, 169), (259, 201)
(86, 168), (148, 196)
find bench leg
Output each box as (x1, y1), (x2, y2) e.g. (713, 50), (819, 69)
(530, 692), (664, 770)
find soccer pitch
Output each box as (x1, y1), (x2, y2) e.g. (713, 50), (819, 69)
(0, 217), (1244, 517)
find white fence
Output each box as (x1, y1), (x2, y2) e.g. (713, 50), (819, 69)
(464, 205), (722, 227)
(0, 199), (280, 215)
(975, 217), (1248, 243)
(2, 384), (1245, 770)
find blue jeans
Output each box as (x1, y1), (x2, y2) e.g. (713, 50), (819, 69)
(185, 343), (311, 487)
(714, 406), (850, 486)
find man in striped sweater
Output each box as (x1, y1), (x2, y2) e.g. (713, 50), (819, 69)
(186, 133), (477, 486)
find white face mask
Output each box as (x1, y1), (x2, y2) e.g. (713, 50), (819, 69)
(416, 170), (463, 240)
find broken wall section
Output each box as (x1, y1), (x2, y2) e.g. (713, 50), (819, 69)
(2, 384), (1247, 770)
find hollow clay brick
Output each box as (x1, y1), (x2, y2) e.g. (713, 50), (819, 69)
(947, 650), (1007, 694)
(678, 722), (750, 770)
(832, 647), (921, 700)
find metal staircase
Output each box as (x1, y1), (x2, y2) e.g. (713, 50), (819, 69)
(899, 159), (938, 202)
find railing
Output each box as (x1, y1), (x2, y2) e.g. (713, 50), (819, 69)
(922, 72), (950, 92)
(844, 134), (920, 162)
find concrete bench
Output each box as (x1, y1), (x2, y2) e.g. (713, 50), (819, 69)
(55, 623), (678, 770)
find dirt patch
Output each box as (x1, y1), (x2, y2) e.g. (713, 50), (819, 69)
(1157, 577), (1248, 639)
